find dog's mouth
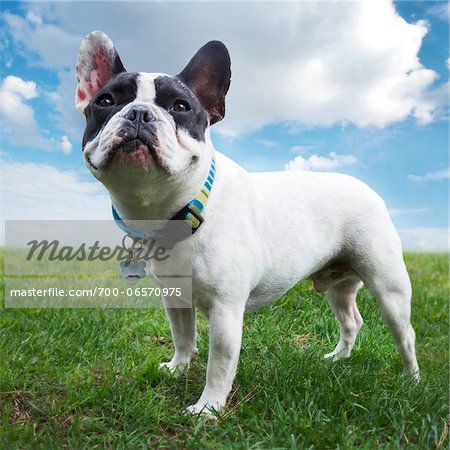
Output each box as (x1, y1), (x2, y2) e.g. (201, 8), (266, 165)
(113, 138), (160, 168)
(86, 137), (160, 173)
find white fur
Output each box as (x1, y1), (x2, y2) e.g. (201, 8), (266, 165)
(135, 72), (162, 102)
(81, 73), (419, 418)
(107, 149), (420, 417)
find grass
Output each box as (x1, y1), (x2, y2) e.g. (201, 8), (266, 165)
(0, 253), (449, 449)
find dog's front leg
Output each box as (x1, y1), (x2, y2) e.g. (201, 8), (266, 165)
(159, 299), (198, 375)
(186, 304), (244, 417)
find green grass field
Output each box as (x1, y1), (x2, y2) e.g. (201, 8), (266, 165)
(1, 253), (449, 449)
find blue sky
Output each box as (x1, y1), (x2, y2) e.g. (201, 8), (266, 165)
(1, 1), (448, 251)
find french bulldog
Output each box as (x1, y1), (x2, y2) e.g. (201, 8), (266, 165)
(76, 31), (419, 417)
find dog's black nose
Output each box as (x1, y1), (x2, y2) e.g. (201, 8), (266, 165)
(124, 106), (154, 124)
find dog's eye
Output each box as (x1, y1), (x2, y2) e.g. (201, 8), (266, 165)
(96, 94), (114, 108)
(171, 100), (190, 113)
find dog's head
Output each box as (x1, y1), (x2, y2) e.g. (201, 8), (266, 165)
(75, 32), (230, 183)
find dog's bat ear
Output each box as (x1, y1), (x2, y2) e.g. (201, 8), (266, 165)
(75, 31), (126, 113)
(177, 41), (231, 125)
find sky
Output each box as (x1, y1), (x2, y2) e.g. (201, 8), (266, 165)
(0, 0), (449, 251)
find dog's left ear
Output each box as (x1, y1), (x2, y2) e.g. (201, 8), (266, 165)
(177, 41), (231, 125)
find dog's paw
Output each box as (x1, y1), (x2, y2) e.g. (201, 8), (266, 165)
(324, 340), (353, 361)
(403, 369), (420, 383)
(185, 403), (220, 420)
(158, 360), (189, 376)
(324, 348), (351, 361)
(410, 372), (420, 383)
(158, 350), (198, 375)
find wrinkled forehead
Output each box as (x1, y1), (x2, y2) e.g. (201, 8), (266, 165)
(96, 71), (199, 106)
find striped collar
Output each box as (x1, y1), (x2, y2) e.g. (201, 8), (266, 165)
(112, 158), (216, 247)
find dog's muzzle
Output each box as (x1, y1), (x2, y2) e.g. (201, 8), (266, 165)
(119, 105), (159, 153)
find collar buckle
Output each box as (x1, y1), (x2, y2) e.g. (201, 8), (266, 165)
(172, 204), (204, 230)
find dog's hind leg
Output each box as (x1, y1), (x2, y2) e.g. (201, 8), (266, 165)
(350, 224), (420, 379)
(324, 278), (364, 361)
(358, 260), (419, 379)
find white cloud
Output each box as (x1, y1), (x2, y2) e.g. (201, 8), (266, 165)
(1, 75), (37, 99)
(2, 160), (110, 221)
(2, 1), (447, 137)
(0, 75), (49, 149)
(408, 167), (450, 181)
(3, 11), (81, 69)
(0, 75), (75, 153)
(428, 2), (449, 22)
(411, 81), (449, 124)
(285, 151), (358, 171)
(58, 135), (73, 155)
(25, 10), (42, 26)
(399, 228), (449, 252)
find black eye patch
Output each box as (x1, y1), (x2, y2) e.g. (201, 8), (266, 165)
(82, 73), (139, 149)
(154, 76), (208, 142)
